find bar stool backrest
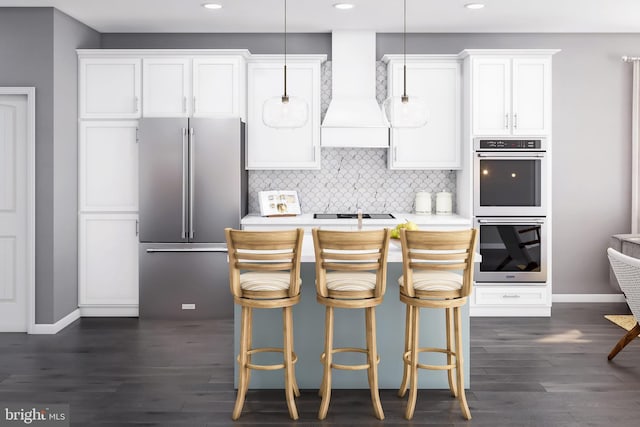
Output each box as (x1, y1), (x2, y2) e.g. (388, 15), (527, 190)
(399, 228), (478, 298)
(225, 228), (304, 299)
(312, 228), (391, 298)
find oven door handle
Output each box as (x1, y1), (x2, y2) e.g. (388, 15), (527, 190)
(477, 153), (545, 159)
(477, 219), (545, 224)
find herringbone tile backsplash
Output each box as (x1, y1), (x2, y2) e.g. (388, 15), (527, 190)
(248, 61), (457, 214)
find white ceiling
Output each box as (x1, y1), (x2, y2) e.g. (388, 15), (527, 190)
(2, 0), (640, 33)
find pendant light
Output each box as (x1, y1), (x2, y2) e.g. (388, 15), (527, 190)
(382, 0), (428, 128)
(263, 0), (309, 129)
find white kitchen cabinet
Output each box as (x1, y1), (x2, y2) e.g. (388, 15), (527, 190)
(79, 121), (138, 212)
(142, 57), (190, 117)
(246, 55), (325, 170)
(471, 285), (551, 317)
(79, 214), (139, 311)
(79, 57), (141, 119)
(471, 55), (552, 136)
(193, 57), (246, 119)
(384, 56), (461, 169)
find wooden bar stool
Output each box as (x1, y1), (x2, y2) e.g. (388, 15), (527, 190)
(312, 228), (390, 420)
(396, 228), (478, 420)
(225, 228), (304, 420)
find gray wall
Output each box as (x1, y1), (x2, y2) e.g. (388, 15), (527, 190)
(105, 32), (637, 296)
(0, 8), (99, 324)
(378, 33), (634, 295)
(52, 10), (100, 322)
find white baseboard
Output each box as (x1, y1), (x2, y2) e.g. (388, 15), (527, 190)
(79, 306), (139, 317)
(29, 308), (80, 334)
(470, 306), (551, 317)
(552, 294), (626, 303)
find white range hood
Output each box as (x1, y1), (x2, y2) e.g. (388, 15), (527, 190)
(321, 31), (390, 148)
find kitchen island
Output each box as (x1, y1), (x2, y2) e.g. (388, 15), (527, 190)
(235, 213), (473, 389)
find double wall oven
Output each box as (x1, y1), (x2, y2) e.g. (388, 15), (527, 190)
(474, 137), (548, 283)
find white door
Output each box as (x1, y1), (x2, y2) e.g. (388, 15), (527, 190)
(0, 95), (28, 331)
(472, 58), (511, 136)
(512, 58), (551, 135)
(192, 58), (238, 118)
(389, 62), (461, 169)
(142, 58), (190, 117)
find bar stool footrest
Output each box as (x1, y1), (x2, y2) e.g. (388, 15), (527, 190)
(238, 347), (298, 371)
(320, 347), (380, 371)
(403, 347), (456, 371)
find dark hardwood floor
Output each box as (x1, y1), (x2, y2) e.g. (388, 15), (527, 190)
(1, 303), (639, 426)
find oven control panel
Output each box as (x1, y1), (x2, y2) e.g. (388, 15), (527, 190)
(474, 138), (545, 151)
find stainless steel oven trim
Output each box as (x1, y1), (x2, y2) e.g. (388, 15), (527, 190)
(474, 150), (548, 217)
(474, 217), (547, 283)
(473, 137), (547, 152)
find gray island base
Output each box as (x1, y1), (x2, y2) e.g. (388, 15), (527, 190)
(234, 263), (470, 390)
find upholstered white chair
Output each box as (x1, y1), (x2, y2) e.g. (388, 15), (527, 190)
(606, 247), (640, 360)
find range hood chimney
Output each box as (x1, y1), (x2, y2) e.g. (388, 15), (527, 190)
(321, 31), (390, 148)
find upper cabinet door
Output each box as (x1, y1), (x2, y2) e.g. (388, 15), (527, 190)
(80, 58), (141, 119)
(246, 60), (321, 170)
(512, 58), (551, 136)
(79, 121), (139, 212)
(388, 61), (461, 170)
(192, 57), (244, 119)
(142, 58), (190, 117)
(472, 58), (511, 136)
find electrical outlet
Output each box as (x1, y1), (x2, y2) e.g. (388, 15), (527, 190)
(181, 303), (196, 310)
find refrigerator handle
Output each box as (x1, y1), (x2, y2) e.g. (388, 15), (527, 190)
(189, 127), (195, 239)
(181, 128), (187, 239)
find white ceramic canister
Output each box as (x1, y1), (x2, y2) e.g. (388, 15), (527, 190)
(414, 191), (432, 215)
(435, 190), (453, 215)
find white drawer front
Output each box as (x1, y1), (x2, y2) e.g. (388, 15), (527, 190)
(474, 286), (548, 306)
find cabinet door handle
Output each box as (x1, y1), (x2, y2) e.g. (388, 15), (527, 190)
(513, 113), (518, 129)
(502, 294), (521, 299)
(394, 146), (398, 161)
(193, 96), (197, 114)
(183, 96), (187, 114)
(135, 220), (139, 236)
(134, 96), (140, 113)
(504, 113), (509, 129)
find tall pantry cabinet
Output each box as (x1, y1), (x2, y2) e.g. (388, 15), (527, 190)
(77, 49), (249, 316)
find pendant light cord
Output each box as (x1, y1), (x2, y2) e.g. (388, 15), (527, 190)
(283, 0), (288, 100)
(402, 0), (408, 101)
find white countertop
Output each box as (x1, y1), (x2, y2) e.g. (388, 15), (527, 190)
(240, 213), (476, 263)
(241, 212), (472, 227)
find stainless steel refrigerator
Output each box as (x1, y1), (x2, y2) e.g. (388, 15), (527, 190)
(138, 117), (247, 319)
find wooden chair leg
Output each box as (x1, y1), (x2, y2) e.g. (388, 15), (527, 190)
(405, 306), (420, 420)
(365, 307), (385, 420)
(283, 306), (299, 420)
(232, 306), (250, 420)
(454, 306), (471, 420)
(608, 322), (640, 361)
(398, 304), (413, 398)
(286, 306), (301, 398)
(446, 307), (458, 398)
(318, 306), (334, 420)
(243, 307), (253, 397)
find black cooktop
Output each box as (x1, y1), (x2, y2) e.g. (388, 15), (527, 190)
(314, 213), (396, 220)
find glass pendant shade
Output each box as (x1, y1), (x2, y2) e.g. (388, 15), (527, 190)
(263, 94), (309, 129)
(262, 0), (309, 129)
(382, 0), (428, 128)
(383, 95), (428, 128)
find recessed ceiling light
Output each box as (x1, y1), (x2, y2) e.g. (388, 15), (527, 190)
(465, 3), (485, 9)
(333, 3), (355, 10)
(202, 3), (222, 10)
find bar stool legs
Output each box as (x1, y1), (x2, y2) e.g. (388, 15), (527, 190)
(454, 306), (471, 420)
(233, 305), (300, 421)
(318, 306), (334, 420)
(233, 306), (251, 420)
(400, 305), (471, 421)
(282, 306), (299, 420)
(365, 307), (384, 420)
